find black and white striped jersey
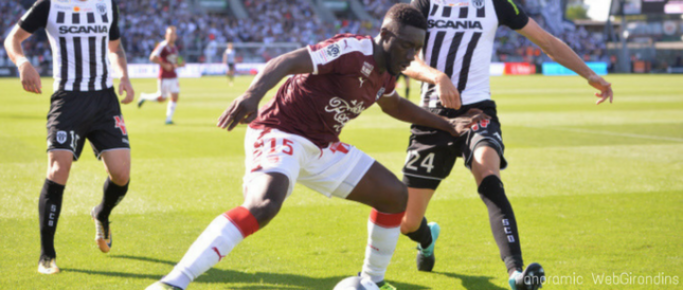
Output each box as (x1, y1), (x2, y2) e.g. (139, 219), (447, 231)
(411, 0), (529, 107)
(19, 0), (121, 92)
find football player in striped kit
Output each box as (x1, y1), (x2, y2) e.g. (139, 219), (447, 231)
(398, 0), (613, 289)
(4, 0), (134, 274)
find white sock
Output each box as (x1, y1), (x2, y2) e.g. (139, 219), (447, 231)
(166, 101), (177, 122)
(161, 215), (244, 289)
(140, 91), (162, 101)
(361, 210), (403, 283)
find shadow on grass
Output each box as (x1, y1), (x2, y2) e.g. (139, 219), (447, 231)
(64, 255), (428, 289)
(434, 271), (507, 290)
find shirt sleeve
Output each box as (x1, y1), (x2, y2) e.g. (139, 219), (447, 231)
(151, 42), (165, 58)
(109, 0), (121, 40)
(493, 0), (529, 30)
(410, 0), (431, 19)
(307, 35), (368, 75)
(18, 0), (50, 34)
(382, 76), (397, 97)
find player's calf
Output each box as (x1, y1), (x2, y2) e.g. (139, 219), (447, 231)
(241, 172), (289, 228)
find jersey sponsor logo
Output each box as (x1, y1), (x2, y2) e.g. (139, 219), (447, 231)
(427, 20), (483, 29)
(59, 25), (109, 34)
(471, 0), (485, 9)
(56, 131), (67, 144)
(324, 97), (366, 132)
(361, 61), (373, 77)
(326, 43), (341, 58)
(96, 3), (107, 15)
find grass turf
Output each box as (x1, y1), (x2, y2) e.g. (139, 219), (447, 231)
(0, 74), (681, 289)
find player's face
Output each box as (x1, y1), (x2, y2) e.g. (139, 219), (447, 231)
(383, 25), (424, 76)
(166, 29), (177, 43)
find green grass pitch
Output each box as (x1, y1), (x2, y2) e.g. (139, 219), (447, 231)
(0, 74), (681, 289)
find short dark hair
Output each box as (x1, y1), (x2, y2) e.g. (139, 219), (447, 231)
(384, 3), (428, 30)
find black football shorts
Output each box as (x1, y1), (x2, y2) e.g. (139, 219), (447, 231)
(46, 87), (130, 161)
(402, 100), (507, 190)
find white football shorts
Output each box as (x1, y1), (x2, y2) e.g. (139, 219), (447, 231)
(243, 127), (375, 199)
(159, 78), (180, 97)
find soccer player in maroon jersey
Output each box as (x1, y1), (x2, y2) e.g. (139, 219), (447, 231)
(138, 26), (185, 124)
(146, 4), (487, 290)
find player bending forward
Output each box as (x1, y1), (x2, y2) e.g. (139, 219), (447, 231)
(146, 4), (488, 290)
(138, 26), (184, 125)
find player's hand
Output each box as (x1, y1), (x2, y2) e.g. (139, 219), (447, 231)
(118, 77), (135, 104)
(18, 62), (42, 94)
(588, 75), (613, 105)
(217, 95), (260, 131)
(447, 108), (490, 136)
(435, 73), (461, 109)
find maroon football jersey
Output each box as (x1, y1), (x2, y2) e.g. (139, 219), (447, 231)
(250, 34), (397, 148)
(152, 40), (179, 79)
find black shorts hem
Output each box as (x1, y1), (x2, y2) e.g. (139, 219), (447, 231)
(47, 148), (79, 161)
(94, 147), (130, 160)
(402, 172), (442, 190)
(464, 138), (508, 170)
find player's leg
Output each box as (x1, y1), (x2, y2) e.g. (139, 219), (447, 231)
(343, 161), (407, 288)
(165, 79), (180, 124)
(37, 150), (73, 274)
(228, 64), (235, 85)
(138, 79), (165, 107)
(91, 149), (131, 253)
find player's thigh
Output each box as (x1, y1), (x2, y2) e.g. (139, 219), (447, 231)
(101, 149), (131, 185)
(46, 150), (74, 185)
(402, 128), (458, 191)
(462, 117), (506, 185)
(87, 89), (130, 160)
(345, 161), (407, 214)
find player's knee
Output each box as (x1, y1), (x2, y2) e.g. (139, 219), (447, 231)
(244, 198), (282, 225)
(108, 169), (130, 185)
(378, 180), (408, 214)
(400, 215), (421, 234)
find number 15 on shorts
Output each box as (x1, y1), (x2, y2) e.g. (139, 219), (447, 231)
(405, 150), (435, 174)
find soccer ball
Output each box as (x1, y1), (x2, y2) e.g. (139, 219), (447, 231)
(333, 276), (380, 290)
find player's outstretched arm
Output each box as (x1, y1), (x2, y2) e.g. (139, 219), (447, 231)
(518, 18), (613, 104)
(403, 53), (461, 109)
(4, 26), (41, 94)
(217, 48), (314, 131)
(109, 39), (134, 104)
(377, 91), (488, 136)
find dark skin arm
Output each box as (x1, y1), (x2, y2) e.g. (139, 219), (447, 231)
(377, 91), (489, 136)
(217, 48), (314, 131)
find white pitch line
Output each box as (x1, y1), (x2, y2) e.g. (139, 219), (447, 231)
(523, 125), (683, 143)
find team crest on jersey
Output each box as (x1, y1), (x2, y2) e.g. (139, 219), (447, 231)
(471, 0), (485, 9)
(326, 43), (341, 58)
(56, 131), (67, 144)
(96, 3), (107, 15)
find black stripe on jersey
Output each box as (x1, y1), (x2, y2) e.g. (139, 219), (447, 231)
(59, 38), (68, 90)
(88, 37), (97, 90)
(56, 12), (65, 24)
(429, 31), (446, 69)
(101, 11), (109, 23)
(430, 4), (438, 16)
(422, 31), (431, 108)
(87, 12), (95, 24)
(442, 6), (452, 18)
(477, 4), (486, 17)
(100, 37), (107, 89)
(73, 37), (83, 91)
(459, 7), (468, 18)
(457, 32), (482, 92)
(72, 13), (80, 24)
(444, 32), (464, 78)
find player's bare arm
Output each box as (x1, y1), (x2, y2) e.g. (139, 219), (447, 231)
(217, 48), (314, 131)
(518, 18), (613, 104)
(109, 39), (134, 104)
(150, 52), (174, 71)
(3, 25), (41, 94)
(403, 53), (461, 109)
(377, 91), (488, 136)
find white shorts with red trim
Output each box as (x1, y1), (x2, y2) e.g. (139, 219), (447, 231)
(159, 78), (180, 97)
(243, 127), (375, 198)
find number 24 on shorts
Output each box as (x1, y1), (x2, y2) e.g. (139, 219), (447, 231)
(405, 151), (435, 173)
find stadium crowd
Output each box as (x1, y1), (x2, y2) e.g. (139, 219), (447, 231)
(0, 0), (608, 66)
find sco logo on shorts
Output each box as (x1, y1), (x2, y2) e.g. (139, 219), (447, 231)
(56, 131), (68, 144)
